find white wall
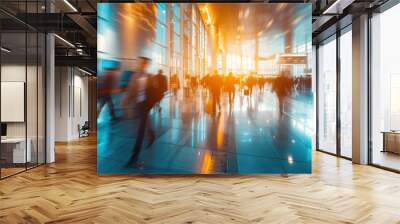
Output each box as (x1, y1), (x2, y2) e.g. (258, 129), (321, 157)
(55, 67), (69, 141)
(1, 64), (46, 164)
(1, 65), (39, 137)
(1, 65), (26, 138)
(55, 67), (89, 141)
(71, 72), (89, 138)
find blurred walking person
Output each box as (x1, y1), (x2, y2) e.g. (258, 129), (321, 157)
(246, 73), (256, 98)
(201, 74), (211, 97)
(257, 76), (266, 93)
(153, 69), (168, 112)
(122, 57), (155, 166)
(225, 72), (236, 108)
(209, 70), (222, 113)
(271, 70), (292, 118)
(190, 75), (199, 95)
(170, 74), (180, 97)
(98, 66), (119, 120)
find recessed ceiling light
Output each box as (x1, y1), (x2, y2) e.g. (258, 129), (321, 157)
(1, 47), (11, 53)
(54, 34), (75, 48)
(323, 0), (354, 15)
(63, 0), (78, 12)
(78, 67), (93, 76)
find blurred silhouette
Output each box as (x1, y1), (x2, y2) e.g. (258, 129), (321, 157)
(225, 72), (236, 108)
(209, 70), (222, 114)
(246, 73), (256, 98)
(293, 75), (312, 93)
(201, 74), (211, 97)
(257, 76), (266, 93)
(239, 76), (246, 96)
(122, 57), (156, 166)
(184, 74), (191, 96)
(153, 69), (168, 112)
(98, 66), (119, 120)
(272, 70), (293, 118)
(190, 75), (199, 95)
(170, 74), (180, 97)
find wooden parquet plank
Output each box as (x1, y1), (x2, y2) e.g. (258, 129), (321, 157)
(0, 136), (400, 223)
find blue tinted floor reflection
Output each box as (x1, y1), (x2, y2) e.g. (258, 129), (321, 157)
(98, 88), (313, 174)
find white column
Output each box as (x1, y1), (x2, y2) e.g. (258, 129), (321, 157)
(45, 1), (56, 163)
(46, 33), (55, 163)
(312, 45), (317, 150)
(352, 14), (369, 164)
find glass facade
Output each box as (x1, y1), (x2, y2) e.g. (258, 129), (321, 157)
(163, 3), (208, 85)
(0, 1), (46, 179)
(315, 2), (400, 172)
(371, 3), (400, 171)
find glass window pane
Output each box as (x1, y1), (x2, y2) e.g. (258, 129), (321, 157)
(173, 3), (180, 18)
(38, 33), (46, 165)
(192, 5), (197, 24)
(174, 34), (180, 53)
(173, 17), (180, 35)
(318, 38), (337, 154)
(152, 44), (166, 66)
(27, 32), (39, 168)
(157, 3), (167, 23)
(192, 23), (196, 47)
(0, 1), (46, 179)
(340, 29), (352, 158)
(155, 22), (166, 46)
(1, 30), (28, 177)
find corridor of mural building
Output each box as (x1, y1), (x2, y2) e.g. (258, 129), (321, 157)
(97, 3), (313, 174)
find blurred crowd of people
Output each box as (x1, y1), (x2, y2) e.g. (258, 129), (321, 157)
(98, 56), (311, 166)
(180, 70), (311, 116)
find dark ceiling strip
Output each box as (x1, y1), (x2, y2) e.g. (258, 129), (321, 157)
(0, 7), (37, 32)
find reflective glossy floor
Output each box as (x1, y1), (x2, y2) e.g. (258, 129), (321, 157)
(98, 86), (313, 174)
(373, 150), (400, 171)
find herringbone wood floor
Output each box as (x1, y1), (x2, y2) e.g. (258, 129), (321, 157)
(1, 136), (400, 224)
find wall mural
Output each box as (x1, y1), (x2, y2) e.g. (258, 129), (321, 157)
(97, 3), (313, 174)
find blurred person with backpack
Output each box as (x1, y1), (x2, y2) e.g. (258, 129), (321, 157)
(122, 56), (156, 166)
(170, 74), (180, 97)
(271, 70), (293, 118)
(152, 69), (168, 112)
(209, 70), (222, 113)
